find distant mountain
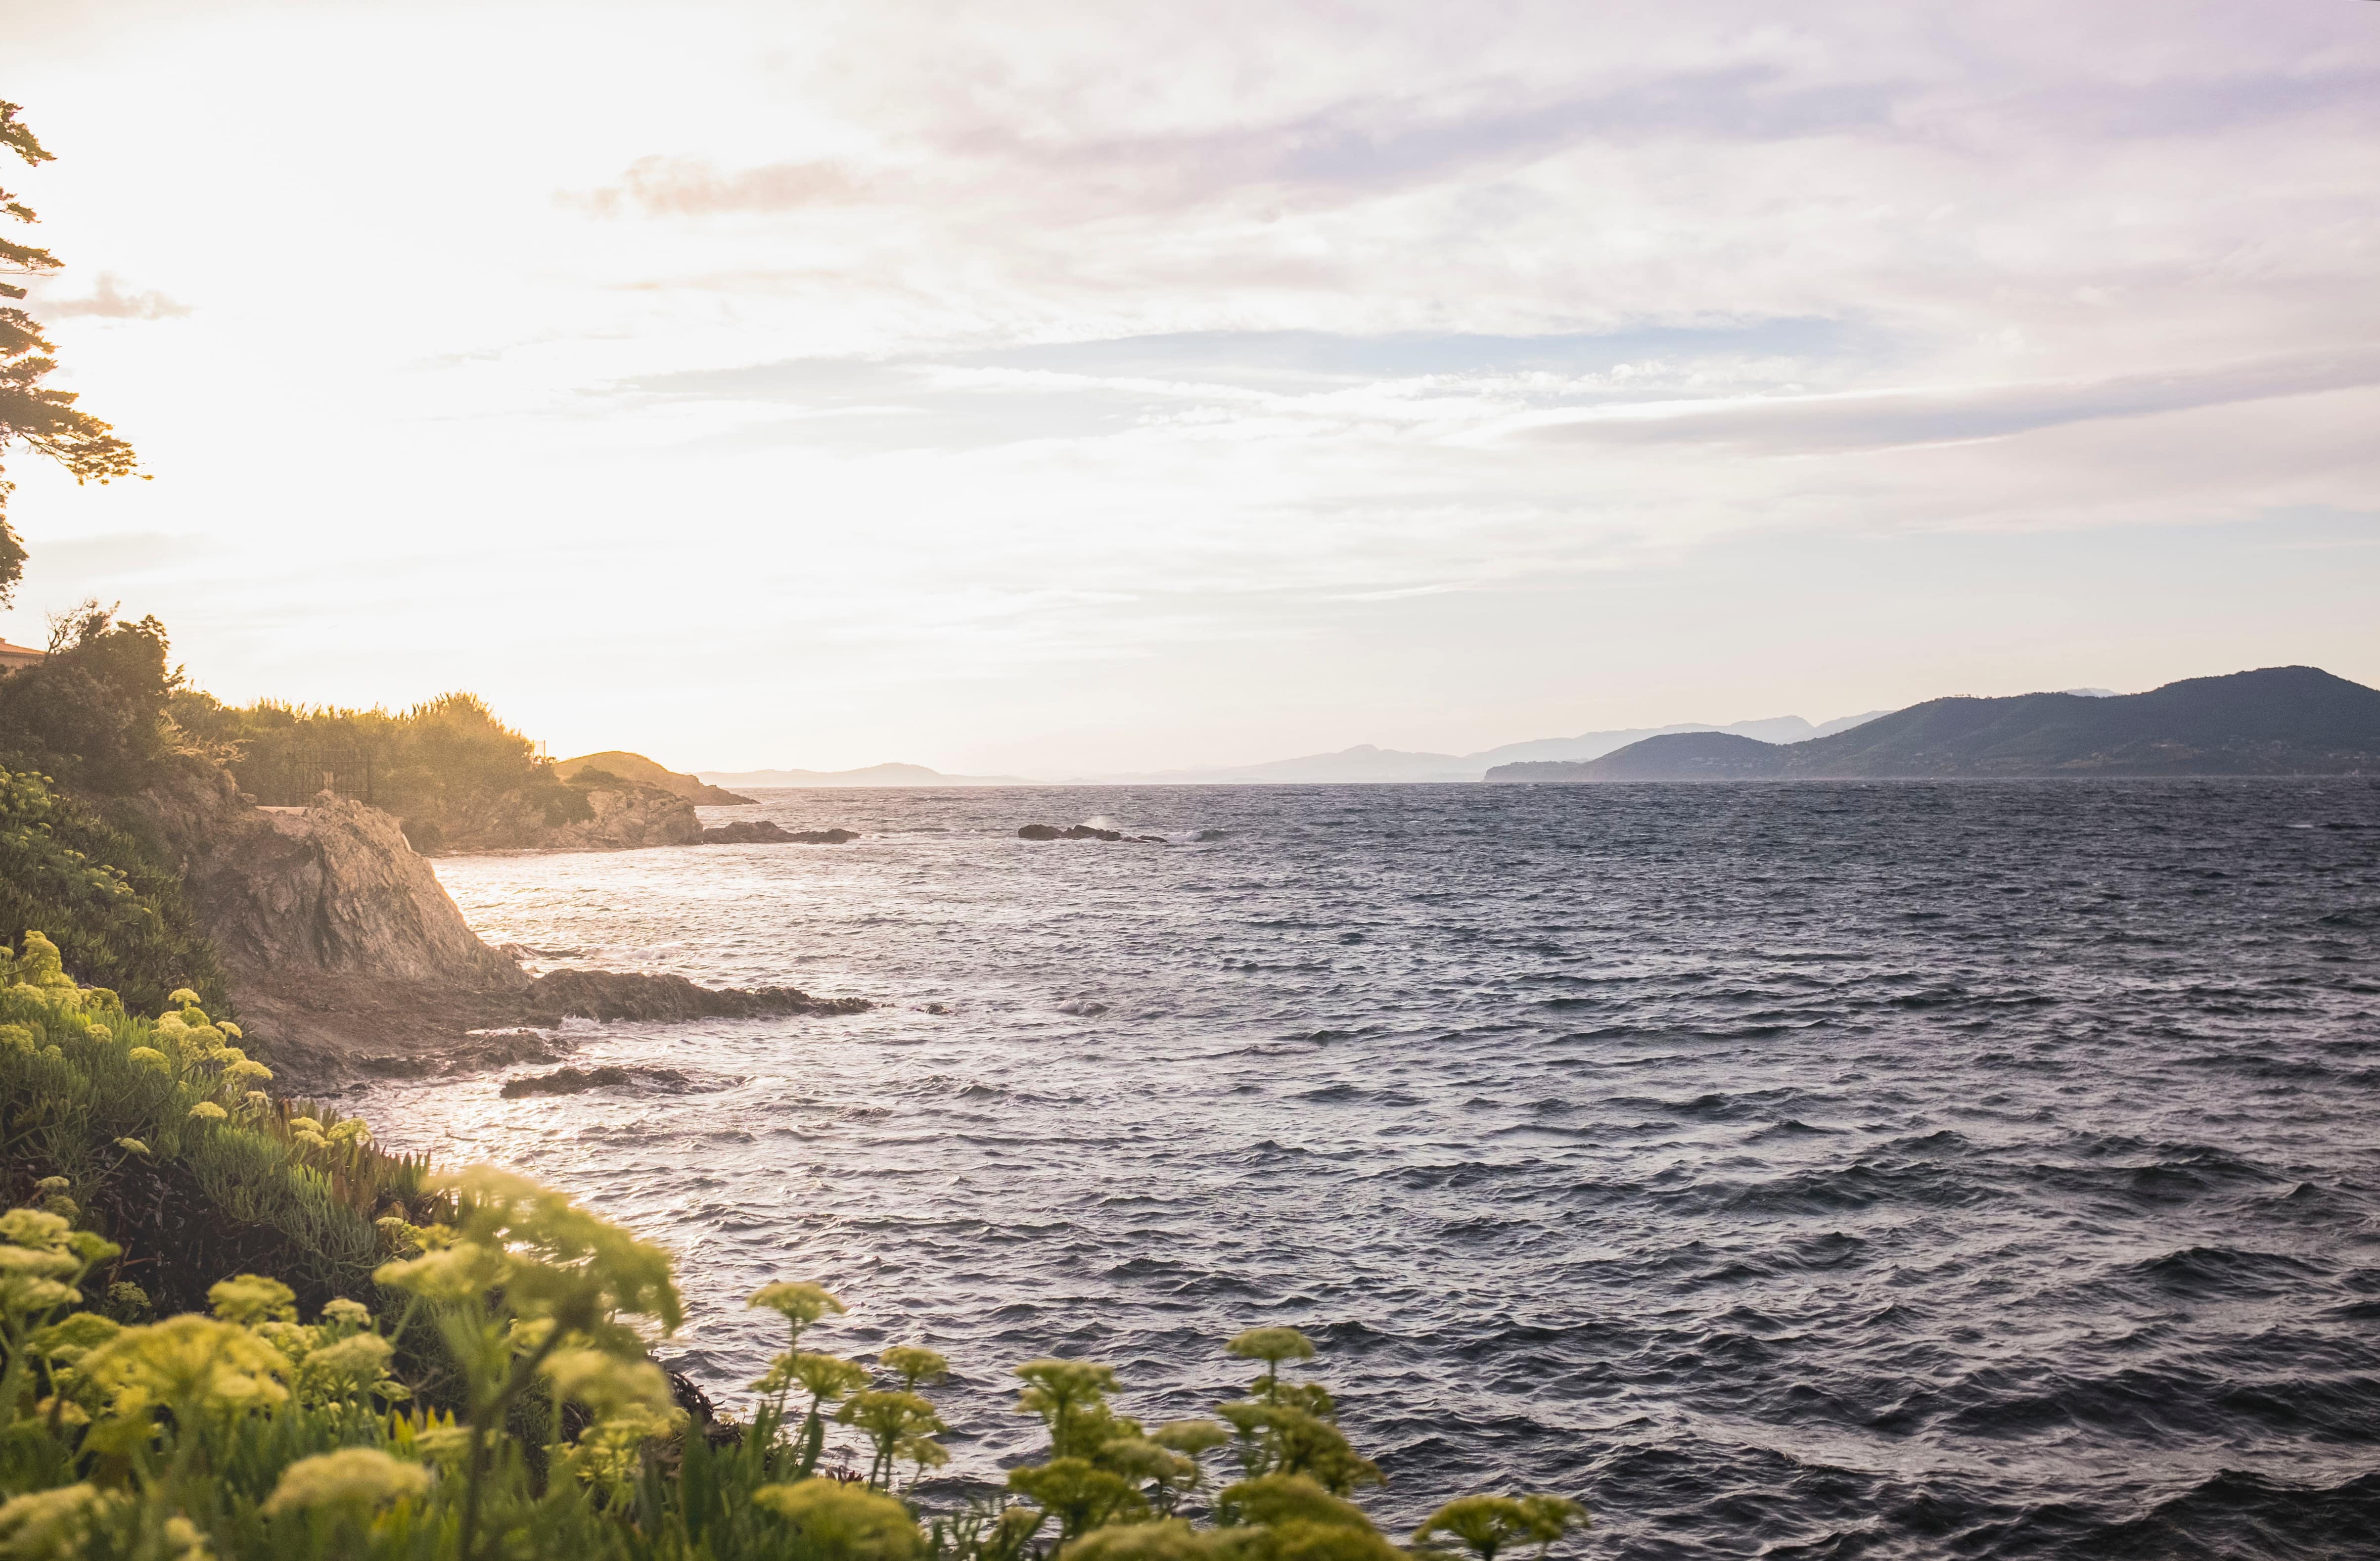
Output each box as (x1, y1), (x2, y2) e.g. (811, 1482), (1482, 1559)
(556, 750), (755, 804)
(1486, 668), (2380, 780)
(697, 762), (1031, 788)
(1093, 711), (1893, 784)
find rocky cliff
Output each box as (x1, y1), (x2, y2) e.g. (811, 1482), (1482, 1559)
(116, 761), (866, 1087)
(207, 797), (531, 989)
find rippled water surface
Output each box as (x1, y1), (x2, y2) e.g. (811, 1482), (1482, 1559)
(353, 781), (2380, 1559)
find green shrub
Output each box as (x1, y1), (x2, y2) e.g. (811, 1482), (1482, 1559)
(0, 939), (420, 1313)
(0, 768), (226, 1017)
(0, 607), (177, 795)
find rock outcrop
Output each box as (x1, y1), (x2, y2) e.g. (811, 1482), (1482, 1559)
(203, 796), (531, 990)
(499, 1064), (692, 1098)
(699, 822), (858, 845)
(1018, 823), (1123, 841)
(115, 766), (868, 1087)
(521, 967), (870, 1023)
(433, 782), (702, 854)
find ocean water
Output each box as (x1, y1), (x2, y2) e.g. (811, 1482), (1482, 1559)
(353, 781), (2380, 1560)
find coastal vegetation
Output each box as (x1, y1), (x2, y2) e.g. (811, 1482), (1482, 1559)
(0, 766), (225, 1017)
(0, 934), (420, 1314)
(0, 604), (183, 797)
(171, 689), (595, 851)
(0, 938), (1585, 1561)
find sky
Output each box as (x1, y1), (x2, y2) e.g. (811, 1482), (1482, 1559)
(4, 0), (2376, 776)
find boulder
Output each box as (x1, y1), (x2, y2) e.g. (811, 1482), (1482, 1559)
(522, 967), (872, 1023)
(499, 1064), (695, 1098)
(174, 790), (527, 994)
(1018, 823), (1123, 841)
(699, 822), (859, 845)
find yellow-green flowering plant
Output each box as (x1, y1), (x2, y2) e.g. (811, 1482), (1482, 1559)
(371, 1163), (682, 1559)
(1412, 1494), (1588, 1561)
(0, 939), (1590, 1561)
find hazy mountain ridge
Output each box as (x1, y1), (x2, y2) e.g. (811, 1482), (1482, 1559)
(697, 712), (1896, 787)
(1488, 668), (2380, 780)
(1083, 710), (1895, 785)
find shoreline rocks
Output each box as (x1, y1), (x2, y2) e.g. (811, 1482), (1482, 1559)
(520, 967), (871, 1023)
(699, 821), (859, 845)
(554, 750), (757, 805)
(431, 781), (702, 854)
(117, 764), (870, 1090)
(1019, 823), (1123, 840)
(499, 1064), (694, 1098)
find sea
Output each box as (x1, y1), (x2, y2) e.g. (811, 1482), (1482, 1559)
(351, 780), (2380, 1560)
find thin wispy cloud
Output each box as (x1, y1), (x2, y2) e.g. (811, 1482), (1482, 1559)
(568, 155), (863, 217)
(39, 272), (188, 319)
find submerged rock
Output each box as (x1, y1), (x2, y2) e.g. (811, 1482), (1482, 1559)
(699, 822), (859, 845)
(500, 1064), (694, 1098)
(523, 967), (872, 1022)
(502, 1065), (632, 1097)
(1018, 823), (1123, 841)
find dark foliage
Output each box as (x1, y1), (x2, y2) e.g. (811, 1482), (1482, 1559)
(0, 603), (178, 793)
(187, 688), (593, 839)
(0, 764), (226, 1015)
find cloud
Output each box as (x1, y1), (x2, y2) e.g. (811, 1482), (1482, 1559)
(1511, 349), (2380, 453)
(8, 0), (2378, 767)
(568, 155), (861, 217)
(41, 273), (189, 320)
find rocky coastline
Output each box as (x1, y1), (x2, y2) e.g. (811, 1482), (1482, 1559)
(113, 764), (868, 1090)
(418, 778), (706, 853)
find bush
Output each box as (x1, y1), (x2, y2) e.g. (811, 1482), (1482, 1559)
(188, 687), (591, 844)
(0, 936), (425, 1313)
(0, 605), (177, 795)
(0, 767), (226, 1016)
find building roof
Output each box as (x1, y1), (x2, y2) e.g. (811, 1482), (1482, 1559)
(0, 639), (43, 657)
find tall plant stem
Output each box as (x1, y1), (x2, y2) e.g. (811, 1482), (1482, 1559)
(458, 1326), (563, 1561)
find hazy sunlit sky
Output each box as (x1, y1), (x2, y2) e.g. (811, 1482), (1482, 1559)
(6, 1), (2376, 775)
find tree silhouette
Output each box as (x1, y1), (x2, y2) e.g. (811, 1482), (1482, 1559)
(0, 100), (141, 607)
